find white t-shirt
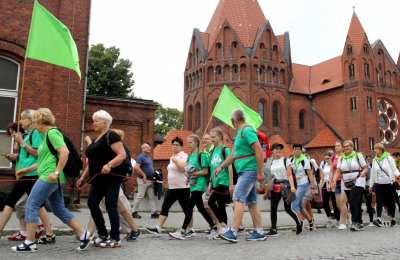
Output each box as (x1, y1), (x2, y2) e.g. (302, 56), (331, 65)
(320, 161), (332, 183)
(337, 153), (367, 190)
(289, 157), (311, 185)
(370, 156), (400, 185)
(167, 151), (189, 189)
(130, 158), (137, 167)
(270, 157), (290, 181)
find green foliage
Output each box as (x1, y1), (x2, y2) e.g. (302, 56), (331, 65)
(155, 105), (183, 136)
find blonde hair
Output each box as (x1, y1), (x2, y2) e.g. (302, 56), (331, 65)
(343, 140), (354, 148)
(34, 108), (56, 126)
(21, 109), (36, 128)
(112, 128), (125, 140)
(210, 127), (224, 141)
(188, 134), (201, 149)
(374, 142), (385, 152)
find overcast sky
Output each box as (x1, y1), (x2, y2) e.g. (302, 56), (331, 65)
(90, 0), (400, 110)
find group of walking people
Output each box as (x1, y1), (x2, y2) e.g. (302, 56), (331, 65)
(1, 107), (400, 252)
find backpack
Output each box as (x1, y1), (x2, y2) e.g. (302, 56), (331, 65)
(46, 128), (82, 179)
(106, 131), (133, 176)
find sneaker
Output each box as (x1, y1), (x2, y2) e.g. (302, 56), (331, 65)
(207, 229), (219, 240)
(368, 222), (374, 227)
(7, 232), (26, 241)
(37, 234), (56, 244)
(373, 218), (383, 227)
(126, 230), (141, 241)
(145, 226), (161, 235)
(168, 230), (186, 240)
(184, 228), (196, 238)
(296, 221), (303, 235)
(391, 219), (396, 227)
(150, 212), (160, 219)
(132, 212), (142, 219)
(77, 232), (91, 251)
(11, 241), (38, 253)
(266, 229), (278, 237)
(93, 236), (108, 247)
(100, 239), (121, 248)
(204, 227), (212, 234)
(337, 224), (347, 230)
(220, 229), (238, 243)
(357, 223), (365, 231)
(246, 231), (267, 241)
(350, 224), (361, 232)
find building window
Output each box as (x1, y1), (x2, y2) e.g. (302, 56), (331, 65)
(0, 56), (20, 168)
(369, 137), (375, 151)
(364, 63), (370, 79)
(272, 101), (280, 128)
(363, 44), (369, 54)
(350, 97), (357, 111)
(367, 96), (373, 111)
(194, 103), (201, 130)
(299, 110), (305, 129)
(349, 63), (355, 80)
(352, 138), (359, 151)
(258, 99), (265, 123)
(347, 45), (353, 56)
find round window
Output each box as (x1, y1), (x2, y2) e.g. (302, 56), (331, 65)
(377, 99), (398, 144)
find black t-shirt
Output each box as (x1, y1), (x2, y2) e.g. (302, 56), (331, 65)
(85, 131), (125, 183)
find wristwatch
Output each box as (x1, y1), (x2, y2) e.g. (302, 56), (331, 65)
(54, 170), (60, 177)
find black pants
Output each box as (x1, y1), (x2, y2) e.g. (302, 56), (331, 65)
(363, 188), (374, 222)
(182, 191), (214, 230)
(5, 176), (38, 208)
(322, 184), (340, 221)
(208, 185), (230, 225)
(270, 190), (300, 230)
(375, 183), (396, 218)
(87, 180), (122, 240)
(160, 188), (190, 217)
(345, 187), (364, 224)
(392, 185), (400, 212)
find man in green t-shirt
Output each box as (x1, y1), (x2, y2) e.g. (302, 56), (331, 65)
(216, 109), (266, 243)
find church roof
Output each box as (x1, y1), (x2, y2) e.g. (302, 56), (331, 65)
(346, 11), (369, 54)
(206, 0), (267, 48)
(305, 127), (339, 149)
(153, 129), (193, 160)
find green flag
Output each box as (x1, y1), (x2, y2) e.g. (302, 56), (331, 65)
(25, 0), (81, 78)
(212, 85), (263, 129)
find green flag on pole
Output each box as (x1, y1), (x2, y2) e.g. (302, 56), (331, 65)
(212, 85), (263, 129)
(25, 0), (81, 78)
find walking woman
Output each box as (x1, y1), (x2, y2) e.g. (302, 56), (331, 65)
(264, 143), (301, 236)
(146, 137), (192, 235)
(85, 110), (127, 248)
(207, 127), (234, 238)
(0, 111), (52, 242)
(334, 140), (368, 232)
(319, 150), (340, 223)
(169, 134), (215, 240)
(288, 144), (317, 233)
(370, 143), (400, 227)
(12, 108), (90, 252)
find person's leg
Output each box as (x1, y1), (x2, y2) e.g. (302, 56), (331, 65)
(182, 192), (198, 230)
(131, 179), (146, 214)
(364, 189), (374, 222)
(104, 181), (122, 241)
(322, 185), (332, 218)
(385, 184), (396, 219)
(270, 191), (280, 230)
(117, 189), (139, 232)
(208, 192), (221, 224)
(283, 198), (300, 226)
(340, 190), (349, 225)
(38, 207), (53, 235)
(158, 189), (179, 227)
(15, 195), (28, 234)
(375, 184), (384, 218)
(231, 201), (245, 231)
(87, 182), (108, 238)
(330, 192), (340, 221)
(349, 187), (363, 225)
(193, 191), (215, 228)
(146, 183), (158, 214)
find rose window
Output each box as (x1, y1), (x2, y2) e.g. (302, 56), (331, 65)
(377, 99), (398, 144)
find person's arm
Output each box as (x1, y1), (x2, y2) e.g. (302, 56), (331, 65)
(102, 141), (126, 174)
(216, 154), (234, 174)
(48, 145), (69, 182)
(252, 141), (265, 183)
(228, 165), (234, 194)
(77, 165), (89, 188)
(193, 167), (208, 177)
(13, 132), (38, 157)
(369, 160), (377, 188)
(287, 166), (296, 192)
(134, 164), (147, 179)
(171, 156), (186, 172)
(16, 164), (37, 178)
(319, 164), (324, 189)
(263, 175), (273, 199)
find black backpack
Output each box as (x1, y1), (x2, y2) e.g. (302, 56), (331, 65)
(106, 131), (133, 176)
(46, 128), (82, 179)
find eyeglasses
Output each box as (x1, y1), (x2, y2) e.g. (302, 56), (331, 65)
(172, 143), (180, 147)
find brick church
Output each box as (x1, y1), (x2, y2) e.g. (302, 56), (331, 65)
(183, 0), (400, 157)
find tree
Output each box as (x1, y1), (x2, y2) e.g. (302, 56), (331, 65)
(155, 105), (183, 136)
(87, 44), (134, 97)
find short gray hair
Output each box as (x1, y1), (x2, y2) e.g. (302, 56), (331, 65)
(92, 110), (113, 127)
(231, 109), (245, 123)
(21, 109), (36, 121)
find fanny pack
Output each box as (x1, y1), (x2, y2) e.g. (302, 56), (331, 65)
(233, 154), (256, 161)
(342, 170), (361, 189)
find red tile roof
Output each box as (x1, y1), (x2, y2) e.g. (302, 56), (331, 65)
(305, 127), (339, 149)
(269, 135), (292, 157)
(291, 56), (344, 95)
(206, 0), (267, 48)
(276, 34), (285, 52)
(346, 12), (369, 54)
(153, 130), (193, 160)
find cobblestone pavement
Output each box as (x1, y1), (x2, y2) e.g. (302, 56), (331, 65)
(1, 225), (400, 260)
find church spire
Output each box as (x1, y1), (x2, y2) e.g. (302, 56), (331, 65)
(345, 10), (369, 54)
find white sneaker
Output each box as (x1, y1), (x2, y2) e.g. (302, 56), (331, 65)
(207, 229), (219, 240)
(368, 222), (374, 227)
(337, 224), (347, 230)
(168, 231), (186, 240)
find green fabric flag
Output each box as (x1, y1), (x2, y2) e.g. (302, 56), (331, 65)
(212, 85), (263, 129)
(26, 0), (81, 78)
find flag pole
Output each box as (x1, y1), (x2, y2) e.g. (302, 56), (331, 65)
(202, 115), (214, 138)
(16, 59), (28, 132)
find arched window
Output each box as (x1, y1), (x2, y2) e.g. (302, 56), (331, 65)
(279, 69), (286, 84)
(258, 99), (265, 123)
(260, 66), (266, 82)
(364, 63), (370, 79)
(223, 65), (230, 81)
(216, 42), (223, 59)
(272, 101), (280, 127)
(0, 56), (20, 168)
(240, 64), (247, 80)
(185, 76), (189, 91)
(349, 63), (355, 80)
(207, 66), (214, 82)
(363, 44), (369, 54)
(232, 64), (239, 81)
(347, 45), (353, 56)
(194, 102), (201, 130)
(299, 110), (305, 129)
(215, 66), (222, 81)
(188, 105), (193, 130)
(267, 67), (272, 82)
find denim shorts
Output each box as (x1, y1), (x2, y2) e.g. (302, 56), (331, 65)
(335, 182), (342, 194)
(291, 182), (310, 214)
(232, 171), (257, 205)
(25, 180), (74, 224)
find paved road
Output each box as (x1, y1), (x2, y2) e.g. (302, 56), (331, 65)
(1, 225), (400, 260)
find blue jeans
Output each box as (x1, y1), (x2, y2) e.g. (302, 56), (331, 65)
(291, 183), (310, 214)
(232, 171), (257, 205)
(25, 180), (73, 224)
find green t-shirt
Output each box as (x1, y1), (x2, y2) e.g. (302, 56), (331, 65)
(16, 129), (43, 177)
(187, 152), (209, 192)
(37, 129), (67, 184)
(233, 126), (258, 173)
(210, 145), (231, 188)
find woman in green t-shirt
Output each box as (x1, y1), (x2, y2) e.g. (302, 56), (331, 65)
(169, 134), (216, 240)
(207, 127), (234, 238)
(0, 110), (52, 243)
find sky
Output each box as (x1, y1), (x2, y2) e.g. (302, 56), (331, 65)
(90, 0), (400, 110)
